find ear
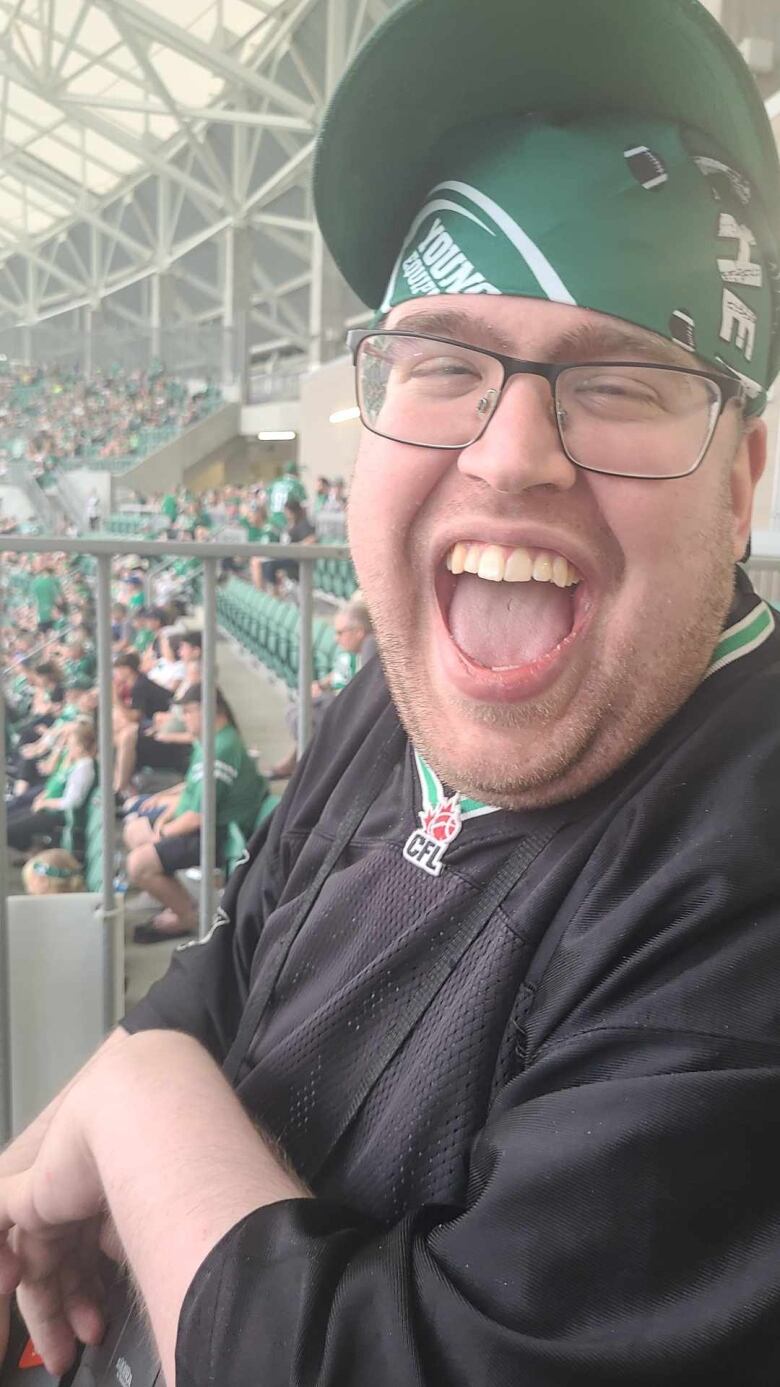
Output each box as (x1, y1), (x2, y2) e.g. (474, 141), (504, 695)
(730, 417), (767, 561)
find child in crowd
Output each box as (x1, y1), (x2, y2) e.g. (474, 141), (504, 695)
(22, 848), (84, 895)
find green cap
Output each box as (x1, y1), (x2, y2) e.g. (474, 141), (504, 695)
(314, 0), (780, 397)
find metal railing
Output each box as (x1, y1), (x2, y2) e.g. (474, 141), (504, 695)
(0, 535), (349, 1143)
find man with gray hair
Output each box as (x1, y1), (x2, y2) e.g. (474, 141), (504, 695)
(1, 2), (780, 1384)
(272, 595), (375, 777)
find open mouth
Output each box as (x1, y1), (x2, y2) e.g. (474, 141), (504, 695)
(434, 541), (593, 700)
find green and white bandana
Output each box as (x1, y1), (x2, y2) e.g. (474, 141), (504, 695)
(382, 114), (780, 412)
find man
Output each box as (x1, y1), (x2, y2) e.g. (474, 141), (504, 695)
(1, 2), (780, 1385)
(85, 490), (100, 532)
(271, 596), (376, 778)
(267, 459), (308, 530)
(112, 653), (172, 795)
(265, 496), (317, 591)
(28, 558), (62, 634)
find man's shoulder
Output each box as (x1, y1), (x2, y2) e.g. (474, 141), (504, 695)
(279, 657), (397, 826)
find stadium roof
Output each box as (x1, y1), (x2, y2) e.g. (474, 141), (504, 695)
(0, 0), (297, 240)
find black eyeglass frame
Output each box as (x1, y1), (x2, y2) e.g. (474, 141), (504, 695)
(346, 327), (747, 481)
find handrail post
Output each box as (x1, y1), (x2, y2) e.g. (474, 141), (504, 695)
(199, 558), (218, 938)
(95, 554), (117, 1031)
(0, 682), (12, 1142)
(297, 560), (314, 755)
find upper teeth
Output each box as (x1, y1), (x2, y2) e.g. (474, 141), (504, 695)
(445, 542), (581, 587)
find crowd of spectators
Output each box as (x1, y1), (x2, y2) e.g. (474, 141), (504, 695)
(0, 360), (222, 484)
(1, 467), (363, 945)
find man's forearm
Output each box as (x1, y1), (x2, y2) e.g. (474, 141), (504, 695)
(160, 811), (200, 837)
(84, 1030), (306, 1387)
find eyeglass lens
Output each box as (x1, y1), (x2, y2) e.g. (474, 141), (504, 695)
(356, 333), (723, 478)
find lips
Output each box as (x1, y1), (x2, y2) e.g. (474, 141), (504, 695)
(432, 536), (594, 703)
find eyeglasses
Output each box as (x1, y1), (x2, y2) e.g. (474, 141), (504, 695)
(347, 329), (746, 481)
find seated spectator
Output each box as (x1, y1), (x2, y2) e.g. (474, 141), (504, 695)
(22, 848), (85, 895)
(7, 720), (97, 852)
(13, 661), (64, 744)
(111, 601), (133, 650)
(143, 629), (185, 691)
(125, 684), (268, 943)
(314, 597), (375, 696)
(9, 676), (97, 793)
(112, 653), (172, 795)
(263, 498), (316, 592)
(241, 502), (282, 590)
(61, 638), (95, 685)
(178, 631), (202, 665)
(129, 607), (164, 657)
(313, 475), (330, 513)
(271, 598), (375, 779)
(315, 477), (348, 542)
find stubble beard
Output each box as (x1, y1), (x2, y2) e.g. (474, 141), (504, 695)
(360, 497), (737, 810)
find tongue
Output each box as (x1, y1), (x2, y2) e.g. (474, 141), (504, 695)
(448, 573), (574, 669)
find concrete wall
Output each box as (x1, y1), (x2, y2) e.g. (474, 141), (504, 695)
(123, 403), (241, 494)
(299, 355), (360, 493)
(0, 484), (33, 522)
(240, 402), (301, 438)
(59, 469), (112, 525)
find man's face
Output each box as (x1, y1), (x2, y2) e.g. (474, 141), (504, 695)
(335, 620), (366, 654)
(182, 702), (202, 738)
(348, 296), (765, 809)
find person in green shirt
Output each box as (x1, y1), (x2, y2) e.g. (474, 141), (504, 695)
(161, 492), (179, 526)
(29, 563), (63, 632)
(267, 461), (307, 530)
(241, 502), (282, 589)
(124, 683), (268, 942)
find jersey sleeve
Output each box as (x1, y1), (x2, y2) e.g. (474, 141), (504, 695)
(175, 1003), (780, 1386)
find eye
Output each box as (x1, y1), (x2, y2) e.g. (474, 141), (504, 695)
(409, 356), (482, 379)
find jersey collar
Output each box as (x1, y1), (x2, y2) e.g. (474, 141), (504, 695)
(705, 598), (774, 679)
(413, 748), (499, 821)
(412, 597), (775, 815)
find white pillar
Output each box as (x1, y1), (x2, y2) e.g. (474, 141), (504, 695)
(221, 223), (252, 401)
(150, 270), (176, 364)
(309, 0), (350, 369)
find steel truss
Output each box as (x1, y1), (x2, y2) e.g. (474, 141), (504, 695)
(0, 0), (396, 380)
(0, 1), (773, 387)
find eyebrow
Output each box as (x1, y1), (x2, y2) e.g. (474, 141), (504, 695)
(547, 322), (700, 369)
(389, 308), (517, 354)
(388, 307), (702, 370)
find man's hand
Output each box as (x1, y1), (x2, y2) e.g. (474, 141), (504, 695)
(0, 1031), (306, 1386)
(0, 1084), (110, 1376)
(0, 1029), (129, 1371)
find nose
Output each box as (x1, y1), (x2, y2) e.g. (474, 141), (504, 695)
(457, 373), (578, 496)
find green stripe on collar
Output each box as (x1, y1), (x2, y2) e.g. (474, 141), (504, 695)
(413, 600), (773, 813)
(706, 600), (774, 679)
(413, 749), (499, 820)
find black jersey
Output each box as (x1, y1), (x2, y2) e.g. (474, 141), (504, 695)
(125, 572), (780, 1385)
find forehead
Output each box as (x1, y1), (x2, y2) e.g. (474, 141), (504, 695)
(385, 295), (702, 369)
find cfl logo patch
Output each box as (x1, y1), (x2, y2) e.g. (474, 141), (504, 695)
(403, 795), (463, 876)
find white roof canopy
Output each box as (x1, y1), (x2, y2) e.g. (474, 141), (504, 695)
(0, 0), (295, 239)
